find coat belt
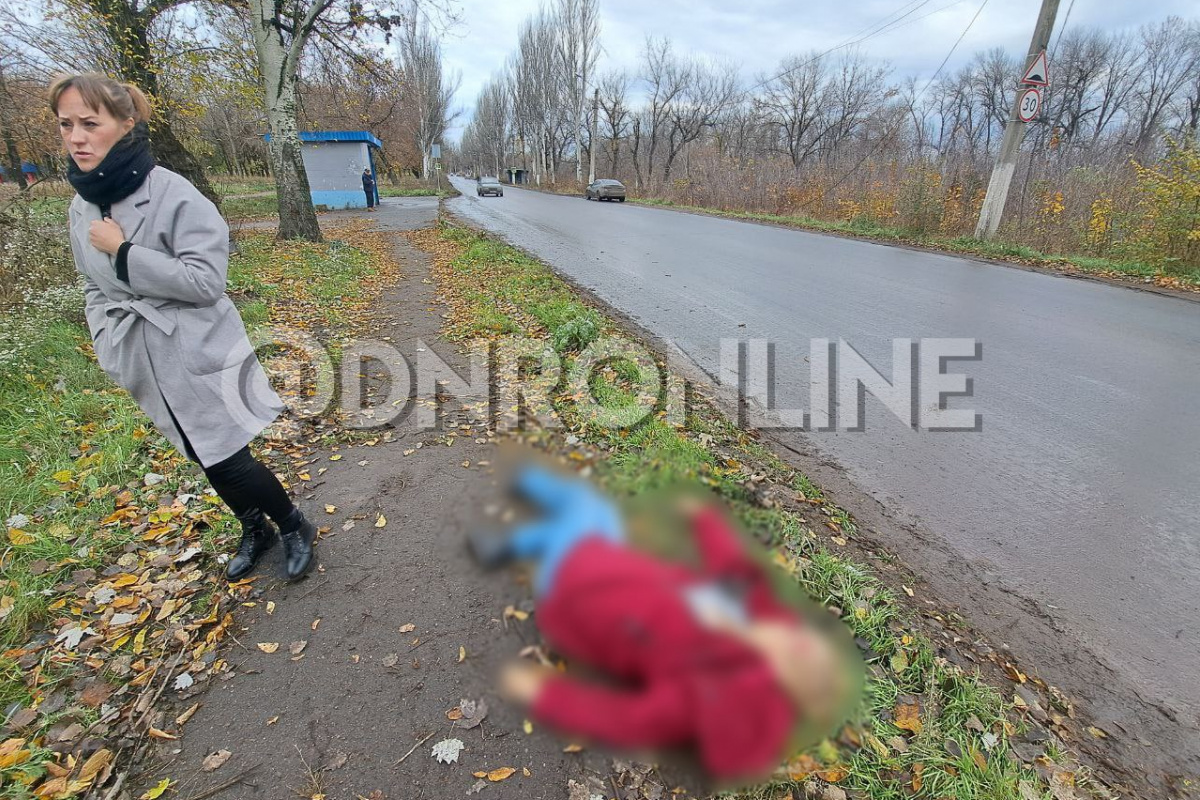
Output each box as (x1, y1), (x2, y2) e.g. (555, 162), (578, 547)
(104, 299), (183, 344)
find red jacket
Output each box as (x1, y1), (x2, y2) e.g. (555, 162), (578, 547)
(532, 507), (798, 780)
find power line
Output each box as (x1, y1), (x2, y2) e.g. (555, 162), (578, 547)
(800, 0), (992, 208)
(1050, 0), (1077, 59)
(743, 0), (938, 94)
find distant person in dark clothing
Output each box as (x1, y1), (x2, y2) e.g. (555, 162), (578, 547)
(362, 168), (376, 211)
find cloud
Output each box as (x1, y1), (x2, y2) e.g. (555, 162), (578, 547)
(442, 0), (1198, 142)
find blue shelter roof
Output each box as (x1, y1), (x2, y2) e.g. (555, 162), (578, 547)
(264, 130), (382, 148)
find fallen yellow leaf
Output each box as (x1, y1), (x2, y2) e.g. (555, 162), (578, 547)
(458, 646), (466, 663)
(817, 767), (848, 783)
(0, 738), (31, 769)
(375, 514), (386, 528)
(324, 504), (337, 514)
(78, 748), (113, 781)
(257, 642), (280, 654)
(523, 719), (533, 734)
(7, 528), (33, 546)
(140, 778), (172, 800)
(176, 703), (200, 726)
(487, 767), (516, 782)
(893, 701), (923, 734)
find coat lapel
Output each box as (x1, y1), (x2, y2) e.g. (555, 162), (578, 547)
(110, 171), (152, 245)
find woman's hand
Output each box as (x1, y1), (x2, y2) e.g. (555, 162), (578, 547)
(89, 217), (127, 255)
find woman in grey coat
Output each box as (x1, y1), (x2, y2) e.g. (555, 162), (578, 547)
(52, 73), (318, 581)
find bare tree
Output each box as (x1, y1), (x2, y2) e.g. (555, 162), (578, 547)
(400, 20), (460, 180)
(598, 69), (630, 175)
(1129, 17), (1200, 150)
(552, 0), (599, 184)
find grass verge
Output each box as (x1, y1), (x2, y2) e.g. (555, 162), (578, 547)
(629, 198), (1200, 292)
(418, 218), (1101, 800)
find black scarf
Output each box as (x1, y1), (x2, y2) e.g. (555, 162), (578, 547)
(67, 122), (155, 207)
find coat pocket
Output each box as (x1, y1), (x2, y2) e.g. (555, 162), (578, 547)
(91, 327), (122, 381)
(177, 299), (255, 376)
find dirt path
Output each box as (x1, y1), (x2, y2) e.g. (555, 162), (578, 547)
(129, 204), (626, 800)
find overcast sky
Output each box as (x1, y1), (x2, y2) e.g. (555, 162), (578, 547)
(436, 0), (1192, 143)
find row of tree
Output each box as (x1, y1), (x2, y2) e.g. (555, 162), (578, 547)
(457, 10), (1200, 263)
(463, 13), (1199, 188)
(0, 0), (459, 240)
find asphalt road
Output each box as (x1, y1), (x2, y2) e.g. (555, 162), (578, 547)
(446, 179), (1200, 765)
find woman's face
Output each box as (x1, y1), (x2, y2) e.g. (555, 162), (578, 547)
(56, 86), (135, 173)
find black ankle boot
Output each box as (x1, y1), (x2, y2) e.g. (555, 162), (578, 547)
(226, 508), (278, 581)
(278, 508), (316, 580)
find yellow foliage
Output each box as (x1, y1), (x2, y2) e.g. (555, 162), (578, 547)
(1121, 137), (1200, 269)
(1087, 193), (1113, 254)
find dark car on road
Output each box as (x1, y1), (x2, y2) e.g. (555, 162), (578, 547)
(477, 177), (504, 197)
(585, 179), (626, 202)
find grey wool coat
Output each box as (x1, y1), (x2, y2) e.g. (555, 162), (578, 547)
(68, 166), (284, 468)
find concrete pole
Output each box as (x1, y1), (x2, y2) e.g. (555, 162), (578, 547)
(588, 87), (599, 184)
(974, 0), (1060, 240)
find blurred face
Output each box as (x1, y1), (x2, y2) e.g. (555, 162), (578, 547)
(56, 87), (135, 173)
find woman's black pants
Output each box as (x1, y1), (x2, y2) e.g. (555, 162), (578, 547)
(168, 405), (295, 525)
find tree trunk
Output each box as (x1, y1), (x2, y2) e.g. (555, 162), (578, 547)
(94, 0), (218, 203)
(249, 0), (321, 242)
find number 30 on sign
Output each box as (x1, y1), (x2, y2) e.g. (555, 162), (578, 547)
(1018, 87), (1041, 123)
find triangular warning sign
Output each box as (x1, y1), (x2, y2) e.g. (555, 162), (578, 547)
(1022, 50), (1049, 86)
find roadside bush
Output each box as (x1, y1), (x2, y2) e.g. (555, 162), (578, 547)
(1118, 136), (1200, 270)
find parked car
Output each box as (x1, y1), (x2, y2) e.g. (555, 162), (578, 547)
(585, 179), (626, 202)
(477, 176), (504, 197)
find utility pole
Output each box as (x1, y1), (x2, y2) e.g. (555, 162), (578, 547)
(588, 87), (599, 184)
(974, 0), (1059, 240)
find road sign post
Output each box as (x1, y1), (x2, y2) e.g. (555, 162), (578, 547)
(974, 1), (1060, 240)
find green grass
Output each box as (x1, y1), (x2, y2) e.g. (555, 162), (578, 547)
(213, 176), (275, 197)
(630, 198), (1200, 288)
(227, 234), (376, 334)
(435, 220), (1054, 799)
(220, 192), (279, 220)
(380, 186), (447, 197)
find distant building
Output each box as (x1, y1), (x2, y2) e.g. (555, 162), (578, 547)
(264, 131), (382, 209)
(0, 161), (39, 185)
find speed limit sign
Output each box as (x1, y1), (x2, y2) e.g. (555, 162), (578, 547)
(1018, 87), (1041, 123)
